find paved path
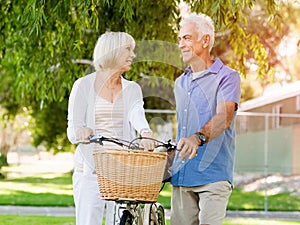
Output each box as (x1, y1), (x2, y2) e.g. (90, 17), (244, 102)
(0, 206), (299, 221)
(225, 210), (300, 221)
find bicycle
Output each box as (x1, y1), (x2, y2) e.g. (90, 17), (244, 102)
(86, 135), (177, 225)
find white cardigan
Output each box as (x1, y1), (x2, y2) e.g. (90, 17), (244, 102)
(67, 72), (150, 169)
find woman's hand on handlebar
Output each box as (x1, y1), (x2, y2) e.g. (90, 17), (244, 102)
(76, 127), (94, 143)
(141, 139), (156, 151)
(140, 130), (155, 151)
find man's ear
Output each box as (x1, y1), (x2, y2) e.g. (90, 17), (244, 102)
(202, 34), (210, 48)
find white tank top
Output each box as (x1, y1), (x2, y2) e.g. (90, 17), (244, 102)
(94, 95), (124, 148)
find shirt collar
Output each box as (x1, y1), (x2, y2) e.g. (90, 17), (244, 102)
(183, 58), (223, 80)
(192, 70), (209, 80)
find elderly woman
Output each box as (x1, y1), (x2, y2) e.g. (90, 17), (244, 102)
(67, 31), (154, 225)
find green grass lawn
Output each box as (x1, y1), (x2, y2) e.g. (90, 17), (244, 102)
(1, 172), (300, 212)
(0, 215), (300, 225)
(0, 215), (76, 225)
(0, 163), (300, 225)
(0, 172), (74, 206)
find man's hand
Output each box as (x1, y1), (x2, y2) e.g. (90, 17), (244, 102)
(76, 127), (94, 142)
(177, 134), (200, 160)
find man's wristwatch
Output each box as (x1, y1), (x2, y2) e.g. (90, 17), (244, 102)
(194, 132), (207, 146)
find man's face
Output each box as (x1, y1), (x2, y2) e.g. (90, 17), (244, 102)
(178, 23), (203, 63)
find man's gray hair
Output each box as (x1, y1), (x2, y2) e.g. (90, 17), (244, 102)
(180, 13), (215, 52)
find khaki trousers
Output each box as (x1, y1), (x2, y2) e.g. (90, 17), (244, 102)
(171, 181), (232, 225)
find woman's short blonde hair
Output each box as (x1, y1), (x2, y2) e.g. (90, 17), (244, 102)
(180, 13), (215, 52)
(93, 31), (135, 71)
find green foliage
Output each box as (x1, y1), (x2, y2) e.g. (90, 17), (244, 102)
(0, 152), (8, 179)
(30, 99), (74, 153)
(0, 0), (287, 152)
(240, 82), (256, 103)
(0, 154), (8, 169)
(11, 0), (181, 104)
(1, 0), (282, 105)
(205, 0), (286, 81)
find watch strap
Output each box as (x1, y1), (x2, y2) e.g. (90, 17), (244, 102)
(194, 132), (206, 146)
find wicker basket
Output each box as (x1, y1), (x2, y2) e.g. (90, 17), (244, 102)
(93, 148), (167, 202)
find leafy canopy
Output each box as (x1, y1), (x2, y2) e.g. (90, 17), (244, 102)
(0, 0), (284, 151)
(1, 0), (282, 105)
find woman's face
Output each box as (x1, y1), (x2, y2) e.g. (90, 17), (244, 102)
(117, 45), (136, 73)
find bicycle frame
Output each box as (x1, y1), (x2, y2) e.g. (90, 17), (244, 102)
(114, 199), (165, 225)
(115, 199), (144, 225)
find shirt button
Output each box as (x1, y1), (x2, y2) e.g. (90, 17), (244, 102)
(184, 109), (187, 112)
(188, 92), (190, 95)
(183, 126), (186, 130)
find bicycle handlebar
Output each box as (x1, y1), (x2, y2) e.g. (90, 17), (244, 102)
(89, 135), (140, 149)
(77, 135), (177, 153)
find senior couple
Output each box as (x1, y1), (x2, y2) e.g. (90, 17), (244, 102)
(67, 13), (241, 225)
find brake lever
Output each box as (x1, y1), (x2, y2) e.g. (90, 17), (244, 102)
(89, 135), (104, 145)
(166, 140), (177, 152)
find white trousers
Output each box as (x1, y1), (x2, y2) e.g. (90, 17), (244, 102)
(73, 150), (115, 225)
